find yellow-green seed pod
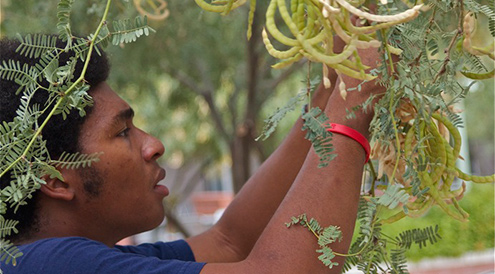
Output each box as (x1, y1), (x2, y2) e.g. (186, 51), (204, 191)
(262, 28), (302, 59)
(195, 0), (246, 13)
(460, 69), (495, 80)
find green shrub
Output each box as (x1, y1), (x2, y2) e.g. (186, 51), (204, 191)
(381, 183), (495, 261)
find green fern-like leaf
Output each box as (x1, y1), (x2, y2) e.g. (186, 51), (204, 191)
(307, 217), (323, 234)
(301, 107), (335, 168)
(50, 151), (102, 170)
(403, 161), (429, 197)
(0, 239), (23, 267)
(16, 33), (59, 59)
(357, 198), (377, 244)
(316, 246), (338, 268)
(461, 51), (489, 73)
(317, 225), (342, 247)
(57, 0), (75, 48)
(397, 225), (442, 249)
(0, 218), (19, 239)
(0, 59), (40, 95)
(54, 82), (92, 119)
(111, 16), (155, 45)
(1, 181), (22, 205)
(342, 254), (360, 273)
(356, 248), (384, 274)
(95, 24), (112, 50)
(377, 184), (410, 209)
(0, 121), (18, 149)
(287, 214), (343, 269)
(68, 37), (92, 62)
(256, 92), (305, 141)
(0, 198), (6, 216)
(39, 164), (64, 182)
(37, 51), (76, 88)
(389, 247), (409, 274)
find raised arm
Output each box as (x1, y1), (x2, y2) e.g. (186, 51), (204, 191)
(186, 63), (338, 263)
(200, 48), (383, 272)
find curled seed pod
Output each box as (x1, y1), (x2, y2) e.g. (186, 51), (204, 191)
(319, 0), (341, 17)
(460, 69), (495, 80)
(456, 169), (495, 183)
(322, 64), (331, 88)
(194, 0), (247, 13)
(419, 170), (467, 221)
(331, 0), (423, 23)
(462, 12), (480, 55)
(406, 198), (434, 218)
(272, 53), (304, 69)
(431, 113), (461, 160)
(328, 14), (381, 49)
(426, 125), (447, 184)
(134, 0), (170, 21)
(262, 28), (302, 59)
(265, 0), (299, 46)
(246, 0), (256, 39)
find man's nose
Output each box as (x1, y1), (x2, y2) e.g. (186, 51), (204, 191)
(142, 132), (165, 162)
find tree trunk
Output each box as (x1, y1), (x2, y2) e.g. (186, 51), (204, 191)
(230, 7), (262, 193)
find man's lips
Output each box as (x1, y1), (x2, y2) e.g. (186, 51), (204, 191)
(153, 184), (169, 196)
(153, 168), (169, 196)
(157, 168), (166, 182)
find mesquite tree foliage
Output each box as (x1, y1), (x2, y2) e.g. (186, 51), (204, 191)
(0, 0), (494, 272)
(196, 0), (494, 271)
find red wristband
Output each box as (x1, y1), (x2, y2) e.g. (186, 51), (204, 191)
(327, 123), (370, 163)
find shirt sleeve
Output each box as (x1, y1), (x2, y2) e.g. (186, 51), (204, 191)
(8, 237), (206, 274)
(115, 239), (197, 261)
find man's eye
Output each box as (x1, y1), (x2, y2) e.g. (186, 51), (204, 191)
(117, 127), (130, 137)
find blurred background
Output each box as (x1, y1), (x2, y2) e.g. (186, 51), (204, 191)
(1, 1), (493, 273)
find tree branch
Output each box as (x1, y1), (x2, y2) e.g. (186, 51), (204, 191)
(260, 60), (306, 102)
(202, 91), (232, 143)
(170, 69), (202, 94)
(168, 68), (232, 143)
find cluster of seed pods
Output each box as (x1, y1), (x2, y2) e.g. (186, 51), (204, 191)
(265, 0), (424, 98)
(461, 12), (494, 79)
(194, 0), (495, 222)
(372, 101), (494, 223)
(195, 0), (423, 97)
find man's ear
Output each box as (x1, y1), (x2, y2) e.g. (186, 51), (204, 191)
(40, 169), (78, 201)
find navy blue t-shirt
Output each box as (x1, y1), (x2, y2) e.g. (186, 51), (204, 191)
(1, 237), (206, 273)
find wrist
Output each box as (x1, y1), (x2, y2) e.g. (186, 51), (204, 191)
(327, 123), (370, 163)
(325, 96), (373, 139)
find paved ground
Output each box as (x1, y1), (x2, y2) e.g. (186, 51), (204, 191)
(408, 249), (494, 274)
(346, 249), (494, 274)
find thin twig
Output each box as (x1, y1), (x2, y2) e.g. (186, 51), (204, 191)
(0, 0), (113, 179)
(433, 0), (464, 83)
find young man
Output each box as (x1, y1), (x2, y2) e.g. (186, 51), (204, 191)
(0, 35), (383, 273)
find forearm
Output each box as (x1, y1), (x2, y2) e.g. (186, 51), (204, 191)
(242, 67), (383, 272)
(188, 69), (338, 262)
(201, 78), (377, 273)
(201, 127), (368, 273)
(247, 134), (365, 273)
(198, 46), (385, 273)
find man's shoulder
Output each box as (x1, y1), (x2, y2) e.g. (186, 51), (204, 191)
(2, 237), (206, 274)
(21, 236), (105, 250)
(2, 237), (107, 273)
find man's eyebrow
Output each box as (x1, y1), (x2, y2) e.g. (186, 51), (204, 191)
(112, 107), (134, 126)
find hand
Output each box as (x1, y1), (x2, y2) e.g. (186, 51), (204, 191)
(324, 47), (386, 139)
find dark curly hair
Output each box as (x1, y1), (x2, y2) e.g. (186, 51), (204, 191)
(0, 35), (110, 242)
